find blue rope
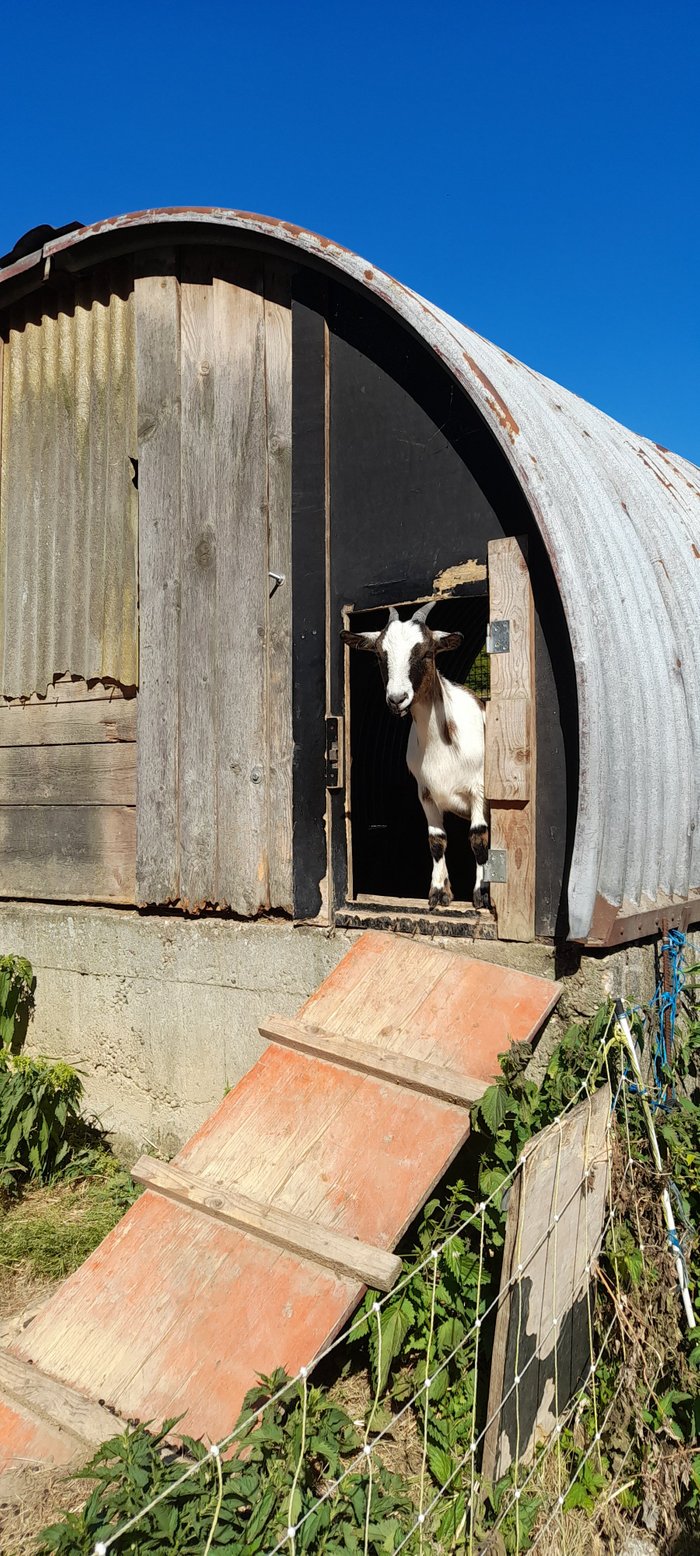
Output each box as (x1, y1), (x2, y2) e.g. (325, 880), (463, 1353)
(624, 928), (686, 1112)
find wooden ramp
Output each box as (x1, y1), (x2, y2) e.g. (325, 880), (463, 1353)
(0, 933), (560, 1467)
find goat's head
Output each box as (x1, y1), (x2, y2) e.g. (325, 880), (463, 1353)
(341, 604), (463, 716)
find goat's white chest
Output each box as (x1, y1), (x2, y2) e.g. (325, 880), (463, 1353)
(405, 685), (484, 819)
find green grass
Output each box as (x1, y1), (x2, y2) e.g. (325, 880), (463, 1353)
(0, 1149), (141, 1294)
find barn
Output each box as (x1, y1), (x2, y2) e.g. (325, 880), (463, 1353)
(0, 208), (698, 1145)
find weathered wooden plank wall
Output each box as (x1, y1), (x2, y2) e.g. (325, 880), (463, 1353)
(135, 253), (293, 914)
(0, 681), (136, 902)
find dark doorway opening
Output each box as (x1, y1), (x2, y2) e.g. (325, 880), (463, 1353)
(345, 592), (489, 906)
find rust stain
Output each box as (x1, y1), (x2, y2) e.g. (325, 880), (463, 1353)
(656, 558), (670, 581)
(364, 268), (374, 281)
(462, 352), (520, 441)
(692, 544), (700, 559)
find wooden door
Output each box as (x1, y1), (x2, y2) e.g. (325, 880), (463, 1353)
(484, 537), (536, 940)
(135, 254), (292, 915)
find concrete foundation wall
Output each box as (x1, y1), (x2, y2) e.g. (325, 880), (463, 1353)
(0, 901), (667, 1155)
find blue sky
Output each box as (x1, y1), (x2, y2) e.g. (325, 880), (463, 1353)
(1, 0), (697, 462)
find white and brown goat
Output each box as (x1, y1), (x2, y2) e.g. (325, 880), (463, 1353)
(342, 603), (490, 910)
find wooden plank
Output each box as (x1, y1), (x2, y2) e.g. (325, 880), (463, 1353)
(0, 742), (136, 805)
(9, 1192), (361, 1445)
(1, 677), (132, 706)
(1, 933), (555, 1456)
(484, 699), (531, 801)
(301, 932), (560, 1079)
(260, 1012), (489, 1106)
(481, 1087), (610, 1483)
(178, 255), (219, 907)
(487, 538), (536, 940)
(0, 1349), (127, 1446)
(177, 1043), (470, 1247)
(135, 265), (181, 905)
(0, 805), (135, 902)
(264, 271), (293, 912)
(213, 260), (270, 914)
(132, 1154), (401, 1292)
(0, 697), (136, 747)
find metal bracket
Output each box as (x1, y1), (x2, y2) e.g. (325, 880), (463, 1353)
(486, 620), (510, 654)
(325, 716), (344, 789)
(483, 849), (507, 883)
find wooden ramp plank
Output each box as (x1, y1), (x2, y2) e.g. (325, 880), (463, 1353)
(11, 1194), (360, 1445)
(301, 933), (560, 1080)
(4, 931), (561, 1458)
(0, 1397), (84, 1471)
(174, 1045), (471, 1245)
(260, 1013), (489, 1105)
(0, 1350), (127, 1446)
(132, 1154), (402, 1291)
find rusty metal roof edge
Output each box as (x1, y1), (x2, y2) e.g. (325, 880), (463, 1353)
(2, 207), (698, 943)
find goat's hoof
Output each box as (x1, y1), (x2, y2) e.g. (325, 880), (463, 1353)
(469, 826), (489, 866)
(473, 883), (491, 911)
(429, 886), (453, 910)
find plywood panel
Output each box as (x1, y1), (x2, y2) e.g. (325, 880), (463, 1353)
(487, 539), (536, 940)
(0, 805), (135, 902)
(482, 1087), (610, 1482)
(176, 1044), (469, 1246)
(0, 742), (136, 805)
(135, 264), (181, 904)
(12, 1192), (358, 1444)
(302, 933), (559, 1079)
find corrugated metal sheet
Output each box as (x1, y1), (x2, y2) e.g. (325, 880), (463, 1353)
(1, 211), (699, 941)
(0, 262), (138, 697)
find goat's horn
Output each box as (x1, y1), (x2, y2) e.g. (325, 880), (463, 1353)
(411, 601), (434, 625)
(387, 606), (399, 623)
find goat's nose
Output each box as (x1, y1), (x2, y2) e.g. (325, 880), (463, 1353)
(387, 692), (407, 710)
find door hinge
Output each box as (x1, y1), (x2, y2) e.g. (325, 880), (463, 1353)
(483, 849), (507, 883)
(325, 715), (344, 789)
(486, 620), (510, 654)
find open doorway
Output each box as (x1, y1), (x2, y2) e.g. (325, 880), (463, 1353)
(343, 591), (490, 909)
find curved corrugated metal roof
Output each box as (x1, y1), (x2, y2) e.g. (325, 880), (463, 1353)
(1, 208), (698, 942)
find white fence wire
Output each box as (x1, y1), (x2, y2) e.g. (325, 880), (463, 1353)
(86, 1011), (690, 1556)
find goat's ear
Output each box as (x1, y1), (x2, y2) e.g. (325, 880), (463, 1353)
(432, 630), (463, 654)
(340, 629), (381, 652)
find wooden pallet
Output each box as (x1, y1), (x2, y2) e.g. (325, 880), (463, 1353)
(0, 932), (560, 1466)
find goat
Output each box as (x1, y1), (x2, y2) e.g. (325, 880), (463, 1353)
(342, 603), (490, 911)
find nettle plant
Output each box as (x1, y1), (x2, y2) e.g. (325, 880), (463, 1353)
(0, 952), (35, 1048)
(0, 955), (85, 1193)
(36, 996), (700, 1554)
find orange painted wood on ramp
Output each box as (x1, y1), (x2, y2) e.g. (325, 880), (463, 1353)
(3, 931), (560, 1459)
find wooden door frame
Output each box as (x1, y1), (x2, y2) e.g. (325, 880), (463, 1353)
(484, 536), (537, 941)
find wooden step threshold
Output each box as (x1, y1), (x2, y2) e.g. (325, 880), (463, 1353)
(259, 1014), (489, 1108)
(132, 1156), (401, 1293)
(336, 902), (498, 941)
(0, 1348), (128, 1446)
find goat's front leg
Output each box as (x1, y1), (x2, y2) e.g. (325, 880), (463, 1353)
(420, 790), (453, 909)
(469, 786), (490, 909)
